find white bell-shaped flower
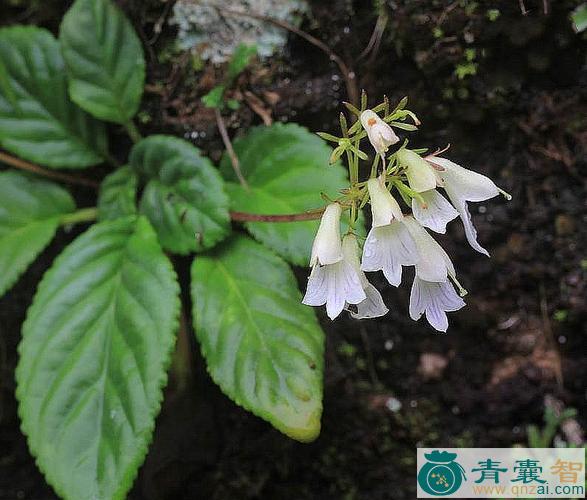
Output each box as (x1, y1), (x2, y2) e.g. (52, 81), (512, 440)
(342, 234), (388, 319)
(361, 221), (418, 287)
(409, 277), (466, 332)
(367, 175), (404, 227)
(402, 216), (456, 283)
(360, 109), (399, 156)
(426, 156), (500, 256)
(412, 189), (459, 234)
(303, 216), (367, 320)
(397, 149), (437, 193)
(361, 179), (417, 286)
(310, 203), (344, 267)
(302, 259), (366, 320)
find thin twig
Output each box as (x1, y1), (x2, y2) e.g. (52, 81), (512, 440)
(214, 108), (249, 190)
(244, 91), (273, 125)
(2, 150), (327, 223)
(0, 151), (99, 188)
(519, 0), (528, 15)
(436, 1), (459, 26)
(215, 5), (360, 105)
(230, 209), (324, 222)
(358, 11), (388, 61)
(148, 0), (174, 46)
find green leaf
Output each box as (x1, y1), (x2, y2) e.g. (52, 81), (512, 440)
(201, 44), (256, 110)
(16, 216), (180, 500)
(227, 43), (257, 81)
(130, 135), (231, 254)
(571, 3), (587, 33)
(220, 123), (353, 265)
(60, 0), (146, 123)
(0, 26), (107, 168)
(0, 170), (75, 297)
(201, 85), (225, 109)
(97, 166), (138, 221)
(192, 235), (324, 442)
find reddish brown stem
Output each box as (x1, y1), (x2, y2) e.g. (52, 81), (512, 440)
(230, 209), (324, 222)
(0, 151), (99, 188)
(2, 150), (326, 223)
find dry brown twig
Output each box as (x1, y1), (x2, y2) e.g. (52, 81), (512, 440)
(214, 108), (250, 190)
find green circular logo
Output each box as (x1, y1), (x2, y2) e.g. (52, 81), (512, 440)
(418, 451), (466, 496)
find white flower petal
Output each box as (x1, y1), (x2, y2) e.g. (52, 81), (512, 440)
(361, 222), (418, 286)
(328, 261), (366, 319)
(450, 196), (490, 256)
(425, 157), (499, 256)
(310, 203), (343, 266)
(409, 277), (465, 332)
(341, 233), (389, 319)
(361, 110), (399, 154)
(397, 149), (437, 193)
(412, 189), (459, 234)
(368, 176), (404, 227)
(303, 257), (366, 320)
(349, 282), (389, 319)
(425, 304), (450, 332)
(427, 156), (499, 202)
(302, 264), (329, 307)
(402, 216), (455, 282)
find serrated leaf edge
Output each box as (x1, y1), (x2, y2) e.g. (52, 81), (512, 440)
(15, 216), (181, 500)
(191, 239), (324, 443)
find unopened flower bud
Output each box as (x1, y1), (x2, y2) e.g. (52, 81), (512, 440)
(309, 203), (343, 267)
(360, 110), (399, 156)
(396, 149), (437, 193)
(367, 175), (404, 227)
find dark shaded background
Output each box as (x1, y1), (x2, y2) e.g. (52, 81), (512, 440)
(1, 0), (586, 498)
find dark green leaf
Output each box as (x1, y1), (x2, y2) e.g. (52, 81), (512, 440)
(60, 0), (146, 123)
(17, 216), (180, 500)
(130, 135), (231, 254)
(0, 170), (75, 297)
(220, 123), (355, 265)
(97, 166), (138, 221)
(0, 26), (107, 168)
(192, 235), (324, 442)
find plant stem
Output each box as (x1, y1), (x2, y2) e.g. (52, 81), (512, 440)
(124, 121), (143, 144)
(230, 209), (324, 222)
(169, 307), (193, 397)
(215, 108), (250, 190)
(0, 150), (99, 188)
(60, 207), (98, 226)
(104, 151), (122, 168)
(2, 151), (330, 224)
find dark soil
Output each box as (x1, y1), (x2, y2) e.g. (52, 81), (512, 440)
(1, 1), (586, 499)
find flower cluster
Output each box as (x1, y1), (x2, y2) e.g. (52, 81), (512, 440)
(303, 94), (510, 332)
